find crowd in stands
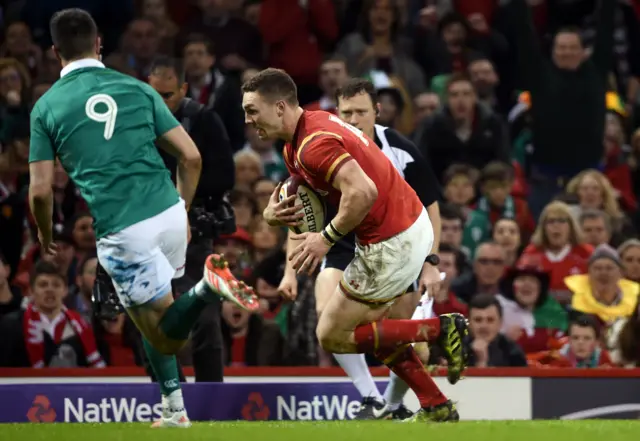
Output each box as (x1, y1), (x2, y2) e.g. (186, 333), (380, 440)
(1, 0), (640, 370)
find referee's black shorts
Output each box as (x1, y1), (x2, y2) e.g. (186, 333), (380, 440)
(321, 247), (353, 272)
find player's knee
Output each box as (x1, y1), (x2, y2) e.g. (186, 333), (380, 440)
(316, 326), (341, 353)
(152, 337), (187, 355)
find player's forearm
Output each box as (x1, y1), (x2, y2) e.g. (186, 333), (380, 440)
(176, 157), (202, 210)
(426, 201), (440, 254)
(330, 186), (377, 236)
(284, 229), (297, 277)
(29, 186), (53, 240)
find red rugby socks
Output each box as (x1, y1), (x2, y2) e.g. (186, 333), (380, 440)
(375, 345), (447, 408)
(353, 318), (441, 353)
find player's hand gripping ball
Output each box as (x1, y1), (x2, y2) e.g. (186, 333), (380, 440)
(279, 176), (325, 234)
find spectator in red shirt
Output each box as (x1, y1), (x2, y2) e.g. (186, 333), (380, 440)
(520, 201), (593, 304)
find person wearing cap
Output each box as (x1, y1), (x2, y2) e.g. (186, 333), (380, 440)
(497, 258), (567, 355)
(566, 244), (640, 331)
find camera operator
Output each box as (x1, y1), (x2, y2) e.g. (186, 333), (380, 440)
(146, 56), (235, 382)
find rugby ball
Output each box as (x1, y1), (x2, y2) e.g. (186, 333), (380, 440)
(279, 175), (325, 234)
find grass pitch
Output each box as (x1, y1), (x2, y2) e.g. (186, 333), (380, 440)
(1, 420), (640, 441)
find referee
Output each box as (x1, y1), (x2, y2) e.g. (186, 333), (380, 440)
(278, 78), (442, 420)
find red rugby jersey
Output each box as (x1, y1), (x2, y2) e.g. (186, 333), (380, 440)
(282, 110), (423, 245)
(519, 244), (594, 290)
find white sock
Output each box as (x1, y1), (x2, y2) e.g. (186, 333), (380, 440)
(334, 353), (383, 401)
(383, 371), (410, 411)
(163, 390), (185, 414)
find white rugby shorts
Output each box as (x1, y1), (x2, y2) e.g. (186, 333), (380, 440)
(96, 199), (188, 308)
(339, 207), (433, 304)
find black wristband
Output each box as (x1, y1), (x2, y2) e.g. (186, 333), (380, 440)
(322, 229), (337, 245)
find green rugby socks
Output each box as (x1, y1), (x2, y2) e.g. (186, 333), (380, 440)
(142, 338), (182, 408)
(159, 282), (211, 341)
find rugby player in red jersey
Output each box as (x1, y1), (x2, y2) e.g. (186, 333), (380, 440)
(242, 69), (469, 422)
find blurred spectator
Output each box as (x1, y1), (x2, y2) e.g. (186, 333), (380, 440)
(0, 252), (21, 318)
(567, 244), (640, 330)
(412, 11), (507, 89)
(467, 294), (528, 367)
(451, 241), (505, 304)
(579, 209), (612, 248)
(609, 298), (640, 367)
(304, 55), (349, 114)
(505, 0), (615, 219)
(184, 0), (263, 74)
(0, 22), (42, 79)
(181, 33), (246, 150)
(69, 212), (96, 262)
(520, 201), (593, 303)
(336, 0), (425, 99)
(432, 244), (468, 316)
(65, 255), (97, 324)
(252, 177), (277, 215)
(234, 149), (263, 190)
(214, 228), (253, 280)
(618, 239), (640, 283)
(221, 301), (268, 366)
(463, 161), (534, 256)
(467, 56), (506, 116)
(141, 0), (179, 54)
(412, 91), (440, 129)
(251, 218), (283, 263)
(376, 86), (405, 129)
(566, 169), (635, 238)
(229, 188), (258, 230)
(442, 163), (478, 210)
(260, 0), (338, 105)
(0, 58), (31, 144)
(105, 17), (161, 80)
(492, 218), (521, 267)
(0, 261), (104, 368)
(241, 128), (287, 182)
(416, 73), (509, 183)
(439, 203), (468, 258)
(15, 229), (77, 295)
(94, 312), (144, 366)
(498, 261), (567, 354)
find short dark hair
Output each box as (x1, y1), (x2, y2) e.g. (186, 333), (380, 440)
(440, 203), (465, 224)
(480, 161), (514, 185)
(183, 33), (214, 56)
(443, 163), (480, 186)
(469, 294), (502, 317)
(569, 314), (600, 339)
(50, 8), (98, 61)
(30, 260), (66, 287)
(150, 56), (185, 84)
(241, 68), (298, 105)
(446, 72), (473, 93)
(579, 209), (612, 232)
(335, 77), (377, 108)
(555, 26), (584, 46)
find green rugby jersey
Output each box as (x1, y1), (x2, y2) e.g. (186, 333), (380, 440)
(29, 59), (180, 238)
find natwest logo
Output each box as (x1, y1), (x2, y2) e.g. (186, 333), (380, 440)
(242, 392), (270, 420)
(27, 395), (57, 423)
(277, 395), (360, 420)
(64, 398), (162, 422)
